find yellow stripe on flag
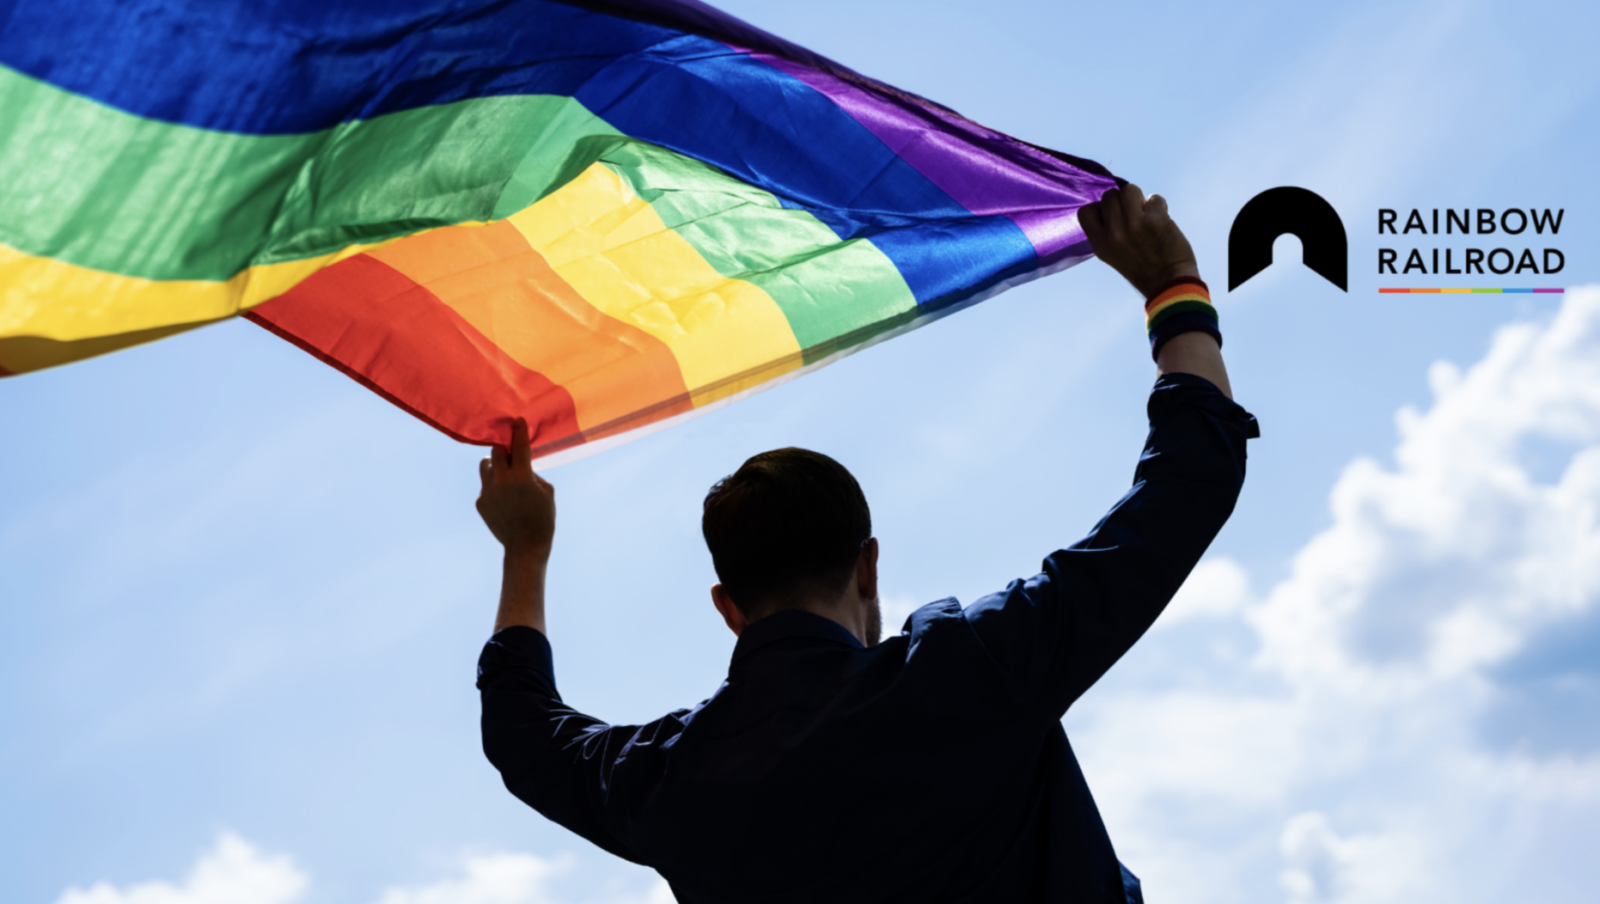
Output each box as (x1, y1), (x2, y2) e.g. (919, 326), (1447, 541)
(505, 162), (803, 406)
(0, 239), (395, 374)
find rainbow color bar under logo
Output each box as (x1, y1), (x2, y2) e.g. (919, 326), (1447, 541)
(1378, 288), (1565, 294)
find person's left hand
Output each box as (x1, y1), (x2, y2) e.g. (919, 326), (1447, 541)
(476, 418), (556, 558)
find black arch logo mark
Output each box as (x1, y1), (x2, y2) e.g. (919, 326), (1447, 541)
(1229, 187), (1347, 291)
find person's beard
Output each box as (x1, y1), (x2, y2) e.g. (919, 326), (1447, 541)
(865, 596), (882, 647)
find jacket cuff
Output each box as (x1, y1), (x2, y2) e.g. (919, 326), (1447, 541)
(476, 625), (556, 691)
(1148, 373), (1261, 439)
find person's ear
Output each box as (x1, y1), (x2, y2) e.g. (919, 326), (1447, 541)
(711, 583), (748, 637)
(856, 538), (879, 603)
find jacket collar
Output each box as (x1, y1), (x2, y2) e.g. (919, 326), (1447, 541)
(729, 608), (864, 671)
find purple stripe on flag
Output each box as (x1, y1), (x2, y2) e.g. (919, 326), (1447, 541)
(738, 49), (1118, 263)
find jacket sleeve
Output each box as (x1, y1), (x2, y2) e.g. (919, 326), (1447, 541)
(477, 626), (666, 865)
(962, 372), (1260, 718)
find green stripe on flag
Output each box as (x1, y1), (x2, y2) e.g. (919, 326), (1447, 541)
(0, 65), (621, 281)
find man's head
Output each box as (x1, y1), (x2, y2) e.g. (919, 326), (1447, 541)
(702, 447), (878, 641)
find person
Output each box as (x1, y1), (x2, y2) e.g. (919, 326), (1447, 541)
(474, 185), (1259, 903)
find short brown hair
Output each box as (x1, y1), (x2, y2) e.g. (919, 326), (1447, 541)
(702, 448), (871, 616)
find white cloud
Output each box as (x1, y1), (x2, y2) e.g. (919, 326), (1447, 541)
(1276, 812), (1427, 904)
(54, 837), (674, 904)
(1077, 286), (1600, 902)
(370, 853), (573, 904)
(363, 851), (675, 904)
(1157, 557), (1253, 627)
(53, 832), (307, 904)
(1252, 287), (1600, 689)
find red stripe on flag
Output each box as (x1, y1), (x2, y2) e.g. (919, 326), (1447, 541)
(247, 253), (581, 450)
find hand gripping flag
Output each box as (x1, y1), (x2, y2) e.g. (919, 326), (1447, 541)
(0, 0), (1118, 464)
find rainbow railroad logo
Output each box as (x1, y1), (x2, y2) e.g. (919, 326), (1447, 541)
(1228, 187), (1348, 292)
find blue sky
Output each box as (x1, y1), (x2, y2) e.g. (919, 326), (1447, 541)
(4, 0), (1599, 902)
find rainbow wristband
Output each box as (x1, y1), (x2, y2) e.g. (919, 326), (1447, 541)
(1144, 276), (1220, 360)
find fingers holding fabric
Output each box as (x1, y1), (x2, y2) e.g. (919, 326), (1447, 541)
(474, 416), (557, 556)
(1082, 182), (1200, 298)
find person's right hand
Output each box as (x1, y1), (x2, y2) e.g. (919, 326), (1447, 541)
(1078, 184), (1200, 298)
(476, 418), (556, 558)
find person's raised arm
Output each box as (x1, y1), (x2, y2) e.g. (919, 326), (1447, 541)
(1079, 184), (1232, 398)
(476, 417), (556, 636)
(473, 422), (649, 863)
(960, 185), (1257, 717)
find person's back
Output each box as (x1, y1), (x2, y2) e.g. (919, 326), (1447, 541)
(473, 185), (1258, 902)
(632, 603), (1115, 902)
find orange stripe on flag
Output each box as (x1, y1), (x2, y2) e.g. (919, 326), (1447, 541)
(366, 222), (693, 435)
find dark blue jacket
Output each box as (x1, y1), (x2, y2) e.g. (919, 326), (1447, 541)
(478, 373), (1259, 902)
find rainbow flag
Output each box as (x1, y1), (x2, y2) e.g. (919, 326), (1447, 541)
(0, 0), (1117, 463)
